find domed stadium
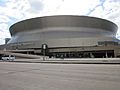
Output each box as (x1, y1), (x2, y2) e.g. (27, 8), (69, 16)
(1, 15), (120, 58)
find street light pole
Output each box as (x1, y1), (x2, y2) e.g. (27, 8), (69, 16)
(43, 49), (45, 61)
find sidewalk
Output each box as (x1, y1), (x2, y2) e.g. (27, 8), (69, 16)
(11, 58), (120, 64)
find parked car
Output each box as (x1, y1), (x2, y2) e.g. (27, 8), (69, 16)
(1, 55), (15, 61)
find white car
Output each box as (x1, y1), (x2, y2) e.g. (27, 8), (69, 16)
(2, 55), (15, 61)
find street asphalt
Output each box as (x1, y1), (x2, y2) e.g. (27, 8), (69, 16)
(0, 62), (120, 90)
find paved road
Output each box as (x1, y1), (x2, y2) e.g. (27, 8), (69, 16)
(0, 62), (120, 90)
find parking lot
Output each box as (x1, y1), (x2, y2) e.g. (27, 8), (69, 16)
(0, 62), (120, 90)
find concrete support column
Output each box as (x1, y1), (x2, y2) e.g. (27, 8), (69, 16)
(105, 52), (108, 58)
(114, 49), (119, 58)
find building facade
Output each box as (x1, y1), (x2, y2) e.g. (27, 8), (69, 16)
(0, 15), (120, 58)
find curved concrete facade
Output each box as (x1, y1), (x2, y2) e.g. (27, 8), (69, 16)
(8, 15), (118, 48)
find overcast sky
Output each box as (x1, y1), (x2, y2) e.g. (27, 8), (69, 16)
(0, 0), (120, 44)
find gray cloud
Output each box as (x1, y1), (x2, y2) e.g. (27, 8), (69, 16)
(28, 0), (44, 13)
